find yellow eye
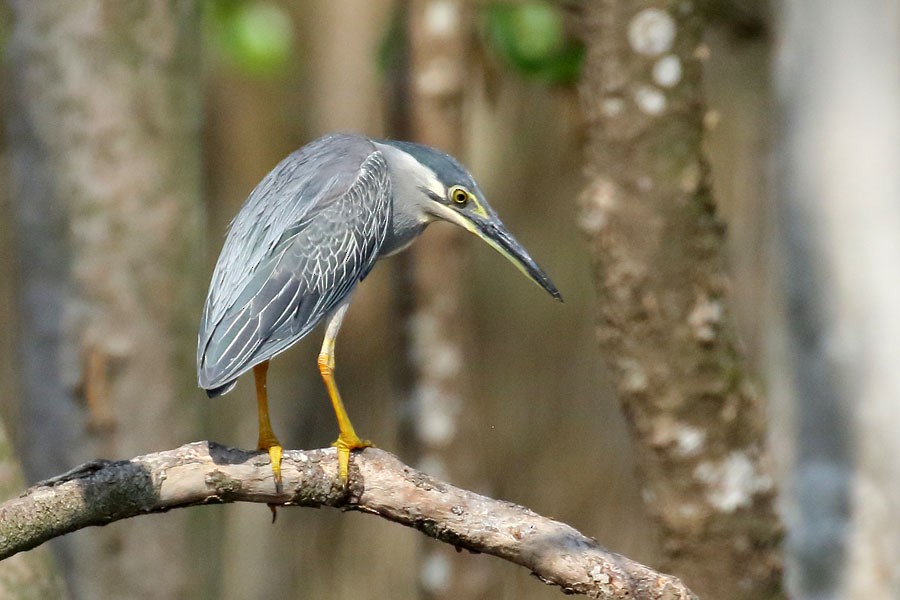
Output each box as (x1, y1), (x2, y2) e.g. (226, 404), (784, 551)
(450, 186), (469, 206)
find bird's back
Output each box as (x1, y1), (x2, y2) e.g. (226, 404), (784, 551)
(198, 133), (392, 395)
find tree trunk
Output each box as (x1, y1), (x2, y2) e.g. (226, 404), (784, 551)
(6, 1), (204, 597)
(773, 1), (900, 597)
(386, 1), (488, 597)
(575, 2), (784, 597)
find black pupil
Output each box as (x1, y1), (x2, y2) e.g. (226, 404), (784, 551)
(455, 191), (467, 203)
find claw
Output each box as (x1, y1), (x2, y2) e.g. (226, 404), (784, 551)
(332, 434), (372, 483)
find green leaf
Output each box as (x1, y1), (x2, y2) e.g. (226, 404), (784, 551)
(206, 0), (295, 77)
(484, 1), (584, 85)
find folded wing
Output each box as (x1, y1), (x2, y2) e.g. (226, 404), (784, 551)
(197, 134), (392, 394)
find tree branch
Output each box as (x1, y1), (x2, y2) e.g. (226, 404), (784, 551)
(0, 442), (695, 599)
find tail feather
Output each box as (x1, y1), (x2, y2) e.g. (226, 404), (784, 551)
(204, 379), (237, 398)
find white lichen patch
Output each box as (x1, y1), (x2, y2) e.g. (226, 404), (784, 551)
(675, 424), (706, 457)
(589, 565), (610, 584)
(649, 417), (706, 457)
(634, 85), (666, 115)
(627, 8), (676, 56)
(618, 358), (649, 394)
(688, 294), (723, 343)
(425, 0), (459, 37)
(694, 451), (773, 513)
(653, 55), (682, 88)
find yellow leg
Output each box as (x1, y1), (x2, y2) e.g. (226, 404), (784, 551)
(254, 361), (283, 492)
(318, 304), (371, 483)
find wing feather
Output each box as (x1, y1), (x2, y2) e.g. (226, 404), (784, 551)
(198, 134), (392, 391)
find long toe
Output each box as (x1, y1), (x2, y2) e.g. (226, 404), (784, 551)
(331, 434), (372, 483)
(267, 444), (283, 492)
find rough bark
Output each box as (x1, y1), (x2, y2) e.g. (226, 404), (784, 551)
(5, 1), (203, 597)
(0, 442), (696, 600)
(773, 1), (900, 597)
(575, 3), (783, 598)
(388, 2), (484, 597)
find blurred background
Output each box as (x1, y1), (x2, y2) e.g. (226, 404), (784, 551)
(0, 1), (790, 599)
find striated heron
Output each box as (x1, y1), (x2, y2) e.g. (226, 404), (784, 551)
(197, 132), (561, 486)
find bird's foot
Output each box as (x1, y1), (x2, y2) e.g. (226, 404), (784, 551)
(331, 433), (372, 484)
(258, 437), (284, 493)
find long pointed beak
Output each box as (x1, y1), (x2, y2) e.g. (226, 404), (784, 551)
(475, 218), (563, 301)
(432, 203), (563, 301)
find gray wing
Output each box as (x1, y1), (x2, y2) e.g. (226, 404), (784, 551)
(197, 133), (392, 392)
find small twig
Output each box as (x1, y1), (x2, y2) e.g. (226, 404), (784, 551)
(0, 442), (696, 599)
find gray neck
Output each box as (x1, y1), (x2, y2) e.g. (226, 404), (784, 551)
(373, 141), (439, 255)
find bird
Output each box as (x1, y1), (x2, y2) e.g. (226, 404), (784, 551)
(197, 132), (561, 487)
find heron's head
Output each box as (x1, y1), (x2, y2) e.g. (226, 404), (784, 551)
(380, 139), (562, 302)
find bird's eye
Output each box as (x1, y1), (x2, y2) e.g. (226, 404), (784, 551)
(450, 186), (469, 206)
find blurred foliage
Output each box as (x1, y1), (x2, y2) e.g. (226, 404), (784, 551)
(376, 1), (583, 86)
(376, 5), (406, 77)
(482, 1), (583, 85)
(204, 0), (295, 77)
